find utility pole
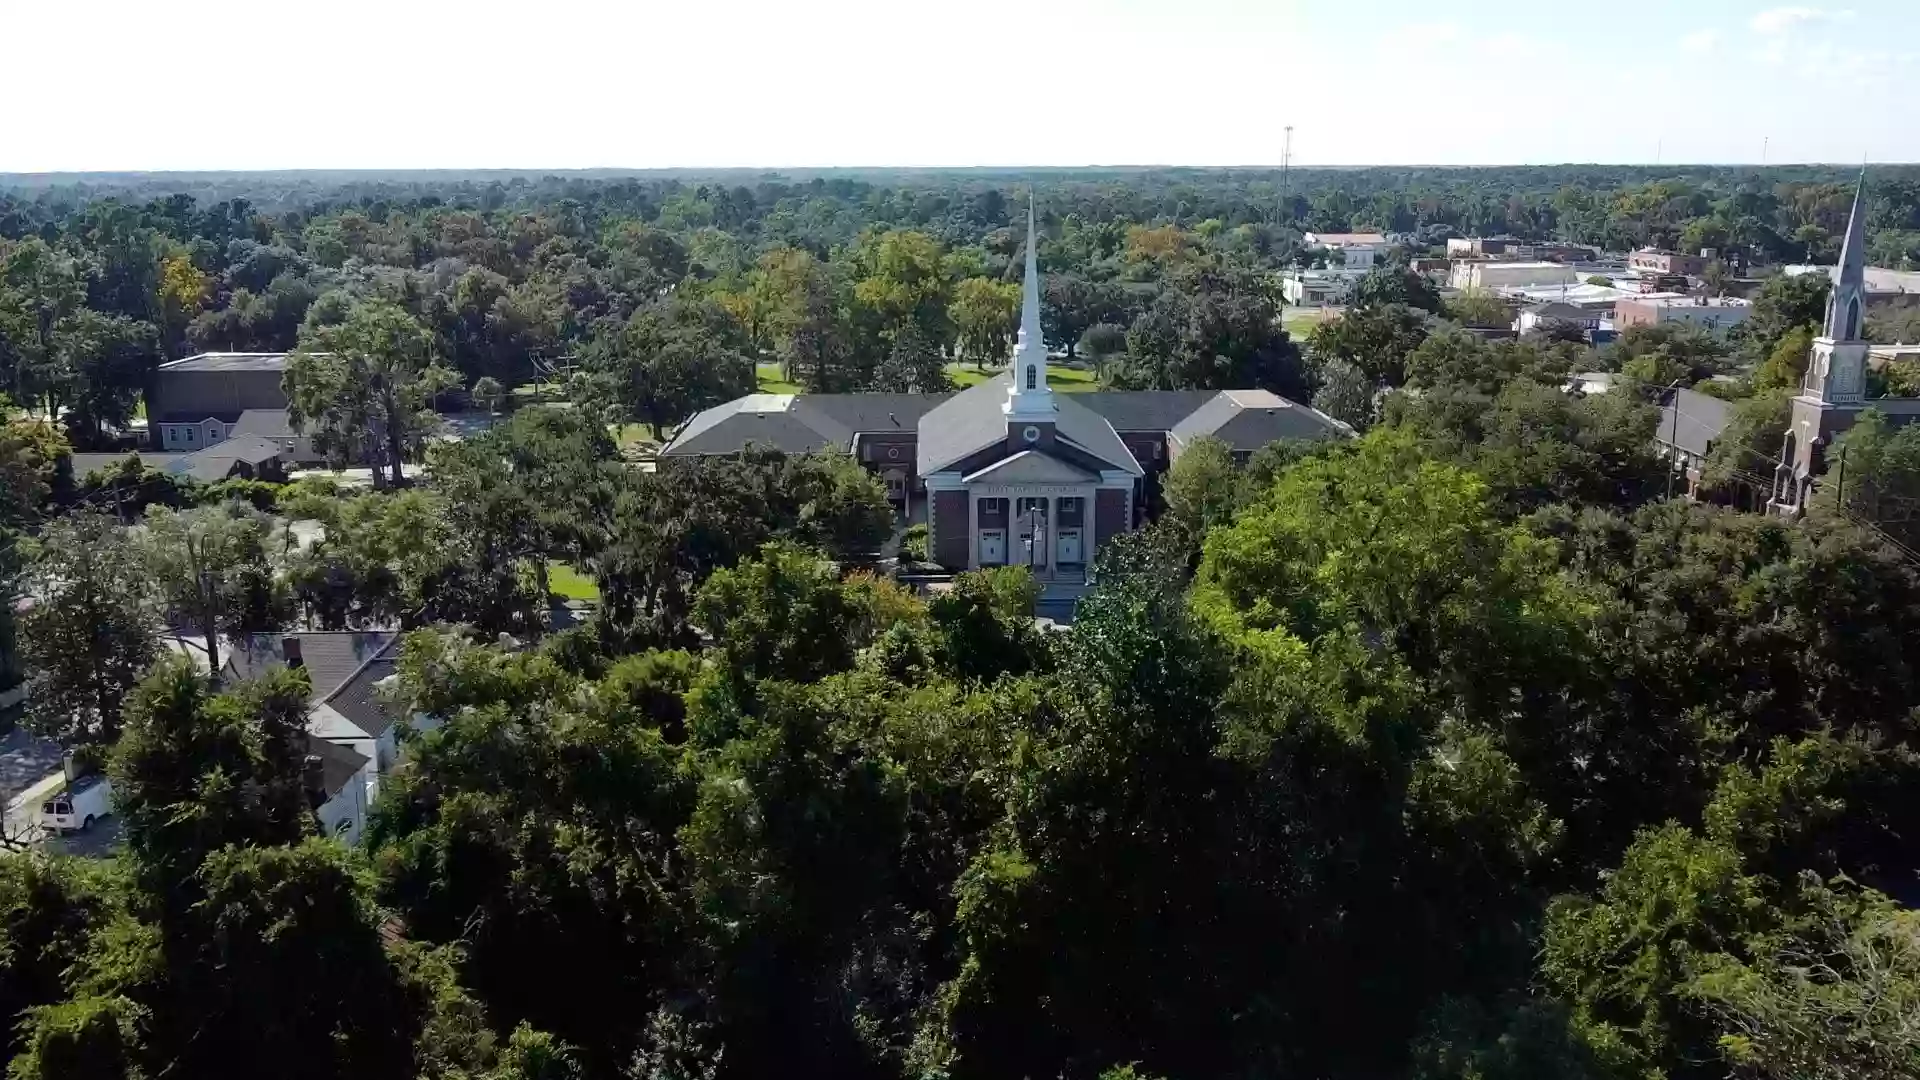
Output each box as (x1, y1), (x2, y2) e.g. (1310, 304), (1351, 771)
(1281, 125), (1294, 222)
(1665, 381), (1683, 500)
(1836, 444), (1848, 509)
(1761, 135), (1769, 166)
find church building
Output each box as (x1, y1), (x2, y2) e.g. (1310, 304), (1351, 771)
(660, 201), (1353, 579)
(1772, 174), (1920, 514)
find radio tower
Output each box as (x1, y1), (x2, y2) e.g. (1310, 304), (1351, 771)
(1281, 125), (1294, 222)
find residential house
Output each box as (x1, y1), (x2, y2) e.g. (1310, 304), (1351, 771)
(223, 632), (406, 842)
(1655, 386), (1734, 498)
(305, 735), (371, 844)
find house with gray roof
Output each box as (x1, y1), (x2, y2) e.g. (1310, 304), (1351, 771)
(223, 632), (406, 838)
(660, 203), (1353, 580)
(1657, 387), (1735, 499)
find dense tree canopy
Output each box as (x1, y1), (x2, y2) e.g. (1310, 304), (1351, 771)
(2, 166), (1920, 1080)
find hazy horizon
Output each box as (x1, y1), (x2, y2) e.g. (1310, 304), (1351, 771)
(6, 0), (1916, 173)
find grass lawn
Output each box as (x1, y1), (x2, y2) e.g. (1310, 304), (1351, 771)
(946, 362), (1102, 392)
(1283, 308), (1336, 338)
(546, 561), (600, 601)
(756, 363), (802, 394)
(611, 423), (660, 451)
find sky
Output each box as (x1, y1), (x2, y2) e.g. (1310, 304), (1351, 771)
(3, 0), (1916, 172)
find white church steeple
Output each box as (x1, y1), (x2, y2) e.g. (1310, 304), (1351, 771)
(1004, 196), (1056, 421)
(1803, 170), (1870, 404)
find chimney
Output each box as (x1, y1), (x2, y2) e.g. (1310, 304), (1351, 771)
(302, 753), (327, 809)
(282, 635), (303, 669)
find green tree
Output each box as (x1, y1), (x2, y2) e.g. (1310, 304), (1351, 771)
(584, 297), (754, 439)
(19, 513), (159, 749)
(950, 277), (1019, 370)
(1445, 287), (1511, 328)
(286, 298), (457, 487)
(140, 502), (285, 673)
(1808, 408), (1920, 548)
(1308, 303), (1430, 388)
(1160, 435), (1242, 554)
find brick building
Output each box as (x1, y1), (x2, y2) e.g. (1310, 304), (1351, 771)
(661, 204), (1353, 579)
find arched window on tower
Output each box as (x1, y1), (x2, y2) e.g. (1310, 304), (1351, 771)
(1025, 365), (1037, 390)
(1846, 295), (1861, 340)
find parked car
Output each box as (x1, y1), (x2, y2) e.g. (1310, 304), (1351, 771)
(40, 774), (112, 834)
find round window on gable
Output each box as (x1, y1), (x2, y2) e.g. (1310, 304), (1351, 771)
(1022, 425), (1041, 444)
(886, 446), (901, 461)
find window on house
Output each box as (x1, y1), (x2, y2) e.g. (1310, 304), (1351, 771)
(184, 427), (195, 443)
(208, 424), (221, 440)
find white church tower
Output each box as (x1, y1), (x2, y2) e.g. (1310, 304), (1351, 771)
(1003, 197), (1057, 423)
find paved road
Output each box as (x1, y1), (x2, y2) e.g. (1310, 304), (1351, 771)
(0, 727), (62, 806)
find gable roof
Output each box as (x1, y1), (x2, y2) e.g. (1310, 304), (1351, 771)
(916, 372), (1143, 476)
(916, 377), (1021, 474)
(67, 452), (145, 479)
(305, 734), (370, 798)
(1053, 394), (1145, 476)
(1172, 390), (1354, 450)
(665, 395), (842, 456)
(225, 632), (402, 738)
(1657, 387), (1734, 458)
(962, 450), (1097, 485)
(664, 392), (957, 457)
(164, 434), (285, 482)
(795, 394), (948, 433)
(231, 408), (299, 439)
(159, 352), (288, 372)
(1074, 390), (1216, 432)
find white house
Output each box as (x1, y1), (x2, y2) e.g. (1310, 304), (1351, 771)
(1282, 269), (1360, 306)
(225, 632), (405, 845)
(1303, 231), (1386, 271)
(306, 736), (371, 844)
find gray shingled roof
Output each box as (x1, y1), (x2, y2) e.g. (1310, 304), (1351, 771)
(156, 410), (243, 425)
(164, 434), (284, 482)
(225, 632), (402, 738)
(231, 408), (298, 439)
(305, 734), (370, 798)
(1171, 390), (1354, 450)
(1657, 387), (1734, 458)
(916, 378), (1023, 475)
(664, 395), (842, 456)
(1075, 390), (1216, 431)
(159, 353), (288, 372)
(68, 452), (145, 479)
(1054, 395), (1144, 475)
(796, 394), (949, 433)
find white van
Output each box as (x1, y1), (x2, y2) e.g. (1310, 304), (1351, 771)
(40, 774), (112, 834)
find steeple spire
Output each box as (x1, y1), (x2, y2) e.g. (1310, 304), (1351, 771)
(1004, 194), (1055, 419)
(1824, 170), (1868, 341)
